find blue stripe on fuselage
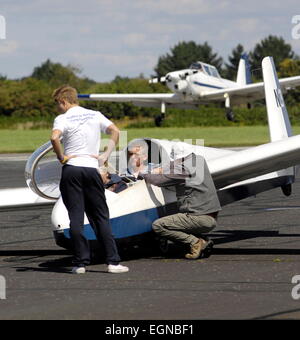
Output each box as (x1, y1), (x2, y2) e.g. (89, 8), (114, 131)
(193, 81), (224, 90)
(63, 207), (160, 240)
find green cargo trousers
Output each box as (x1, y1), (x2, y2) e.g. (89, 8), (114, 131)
(152, 213), (217, 246)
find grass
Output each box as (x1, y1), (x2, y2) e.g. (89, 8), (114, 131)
(1, 125), (300, 153)
(125, 126), (271, 147)
(0, 130), (51, 153)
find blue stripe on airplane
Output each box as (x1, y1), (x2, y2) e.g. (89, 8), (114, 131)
(63, 207), (159, 240)
(193, 81), (224, 90)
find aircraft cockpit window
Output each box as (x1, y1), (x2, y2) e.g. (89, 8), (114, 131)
(203, 65), (211, 76)
(210, 67), (220, 78)
(190, 62), (220, 78)
(189, 62), (202, 71)
(199, 64), (220, 78)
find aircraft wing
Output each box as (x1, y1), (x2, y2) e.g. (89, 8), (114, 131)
(78, 93), (183, 108)
(200, 76), (300, 103)
(209, 134), (300, 188)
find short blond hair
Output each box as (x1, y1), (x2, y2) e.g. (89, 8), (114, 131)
(52, 85), (79, 104)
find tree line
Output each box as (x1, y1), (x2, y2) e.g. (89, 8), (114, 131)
(0, 35), (300, 128)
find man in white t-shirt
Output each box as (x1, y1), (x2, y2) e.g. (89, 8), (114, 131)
(50, 85), (128, 274)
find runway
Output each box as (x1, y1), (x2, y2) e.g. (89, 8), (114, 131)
(1, 157), (300, 320)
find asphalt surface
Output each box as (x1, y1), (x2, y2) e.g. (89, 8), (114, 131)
(1, 157), (300, 320)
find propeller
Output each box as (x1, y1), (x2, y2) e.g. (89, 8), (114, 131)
(149, 76), (166, 84)
(149, 69), (198, 84)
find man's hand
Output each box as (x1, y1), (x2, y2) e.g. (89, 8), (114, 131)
(97, 152), (110, 167)
(58, 154), (77, 164)
(151, 167), (163, 174)
(51, 129), (77, 165)
(91, 152), (109, 166)
(97, 166), (110, 184)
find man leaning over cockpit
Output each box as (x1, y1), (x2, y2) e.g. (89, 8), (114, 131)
(141, 153), (221, 260)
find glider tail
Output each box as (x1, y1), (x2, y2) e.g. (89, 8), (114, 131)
(262, 56), (293, 142)
(236, 53), (252, 85)
(262, 56), (294, 196)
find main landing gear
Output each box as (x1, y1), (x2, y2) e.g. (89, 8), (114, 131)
(154, 113), (165, 127)
(154, 102), (166, 127)
(224, 93), (236, 122)
(225, 108), (235, 122)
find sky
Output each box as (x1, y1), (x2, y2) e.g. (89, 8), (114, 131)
(0, 0), (300, 82)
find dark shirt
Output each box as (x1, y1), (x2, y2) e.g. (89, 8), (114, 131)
(105, 174), (128, 193)
(142, 153), (221, 216)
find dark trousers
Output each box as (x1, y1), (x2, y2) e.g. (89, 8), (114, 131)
(60, 165), (121, 267)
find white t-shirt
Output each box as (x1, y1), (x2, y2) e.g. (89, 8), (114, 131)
(52, 106), (113, 168)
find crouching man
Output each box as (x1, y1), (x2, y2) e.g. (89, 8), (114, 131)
(143, 153), (221, 259)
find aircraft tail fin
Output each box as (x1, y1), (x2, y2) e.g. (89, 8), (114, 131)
(236, 53), (252, 85)
(262, 56), (293, 142)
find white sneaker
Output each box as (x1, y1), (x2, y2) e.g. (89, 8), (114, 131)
(107, 264), (129, 273)
(71, 266), (86, 274)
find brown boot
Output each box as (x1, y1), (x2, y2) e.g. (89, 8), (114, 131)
(185, 238), (207, 259)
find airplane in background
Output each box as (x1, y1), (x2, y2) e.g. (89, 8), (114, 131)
(4, 56), (299, 253)
(78, 54), (300, 126)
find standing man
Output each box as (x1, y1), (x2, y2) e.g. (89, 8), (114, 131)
(50, 85), (128, 274)
(143, 153), (221, 259)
